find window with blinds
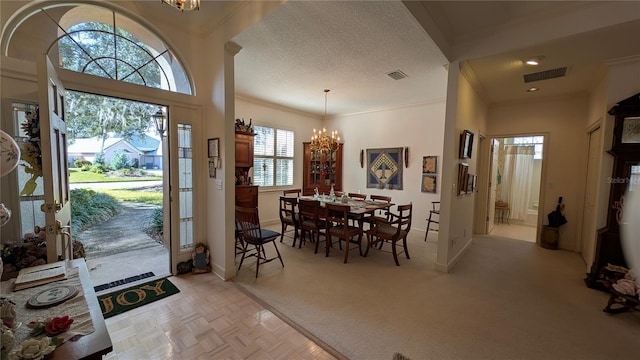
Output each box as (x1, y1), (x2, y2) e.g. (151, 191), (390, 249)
(253, 126), (294, 187)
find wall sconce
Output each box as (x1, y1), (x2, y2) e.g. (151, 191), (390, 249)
(404, 147), (409, 168)
(152, 107), (167, 137)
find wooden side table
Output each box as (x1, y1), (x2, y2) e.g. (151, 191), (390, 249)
(495, 204), (510, 224)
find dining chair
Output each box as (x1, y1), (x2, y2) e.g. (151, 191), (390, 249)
(348, 192), (367, 200)
(325, 203), (364, 263)
(278, 196), (300, 246)
(297, 199), (326, 253)
(283, 188), (302, 198)
(365, 194), (392, 229)
(346, 192), (367, 227)
(424, 201), (440, 241)
(365, 202), (412, 266)
(235, 206), (284, 278)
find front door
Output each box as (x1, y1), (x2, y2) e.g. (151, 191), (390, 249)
(38, 55), (72, 263)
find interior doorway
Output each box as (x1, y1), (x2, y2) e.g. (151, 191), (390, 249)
(486, 135), (545, 243)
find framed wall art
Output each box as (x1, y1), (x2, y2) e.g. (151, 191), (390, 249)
(208, 137), (219, 158)
(422, 156), (437, 174)
(457, 163), (469, 196)
(366, 147), (403, 189)
(209, 159), (216, 178)
(459, 130), (474, 159)
(421, 174), (437, 193)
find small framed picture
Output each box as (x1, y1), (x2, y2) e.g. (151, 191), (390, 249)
(422, 156), (437, 174)
(208, 138), (219, 158)
(421, 174), (437, 193)
(209, 159), (216, 178)
(457, 163), (469, 196)
(459, 130), (474, 159)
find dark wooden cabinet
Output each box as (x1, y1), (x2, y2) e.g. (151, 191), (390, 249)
(586, 92), (640, 290)
(235, 131), (255, 168)
(302, 142), (343, 196)
(235, 131), (257, 205)
(235, 185), (258, 207)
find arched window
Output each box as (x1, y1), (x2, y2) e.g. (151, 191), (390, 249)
(2, 3), (193, 95)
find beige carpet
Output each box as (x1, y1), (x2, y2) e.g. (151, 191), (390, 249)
(233, 228), (640, 360)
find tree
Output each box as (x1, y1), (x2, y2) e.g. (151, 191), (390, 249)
(60, 21), (163, 152)
(111, 150), (130, 170)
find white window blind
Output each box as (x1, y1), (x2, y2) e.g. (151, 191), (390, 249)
(254, 126), (294, 187)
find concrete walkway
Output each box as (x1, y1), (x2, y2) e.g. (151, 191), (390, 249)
(75, 201), (170, 292)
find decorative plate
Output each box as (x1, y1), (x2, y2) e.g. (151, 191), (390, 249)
(0, 129), (20, 177)
(27, 285), (79, 308)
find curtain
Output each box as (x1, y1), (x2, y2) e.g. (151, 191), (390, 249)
(503, 145), (535, 220)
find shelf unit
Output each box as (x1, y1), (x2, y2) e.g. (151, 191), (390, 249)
(302, 142), (342, 196)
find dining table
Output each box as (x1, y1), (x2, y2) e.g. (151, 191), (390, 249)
(299, 195), (392, 254)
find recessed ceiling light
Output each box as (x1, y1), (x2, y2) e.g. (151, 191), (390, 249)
(524, 56), (544, 66)
(527, 87), (539, 92)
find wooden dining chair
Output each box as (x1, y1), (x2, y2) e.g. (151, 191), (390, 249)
(346, 192), (367, 227)
(365, 194), (392, 229)
(235, 206), (284, 278)
(325, 203), (364, 263)
(365, 202), (412, 266)
(278, 196), (300, 246)
(297, 199), (327, 253)
(424, 201), (440, 241)
(348, 192), (367, 200)
(283, 188), (302, 198)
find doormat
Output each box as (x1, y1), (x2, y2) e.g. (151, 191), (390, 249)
(98, 277), (180, 319)
(93, 272), (155, 292)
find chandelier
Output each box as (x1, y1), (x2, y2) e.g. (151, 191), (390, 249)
(162, 0), (200, 12)
(310, 89), (340, 153)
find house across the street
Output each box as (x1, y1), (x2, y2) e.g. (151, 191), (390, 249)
(67, 134), (162, 169)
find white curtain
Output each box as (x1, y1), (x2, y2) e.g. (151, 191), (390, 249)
(503, 145), (535, 220)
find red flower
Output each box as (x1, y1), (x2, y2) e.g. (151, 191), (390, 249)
(45, 316), (73, 335)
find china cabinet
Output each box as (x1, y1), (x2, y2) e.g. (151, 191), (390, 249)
(302, 142), (343, 196)
(585, 92), (640, 290)
(235, 131), (257, 206)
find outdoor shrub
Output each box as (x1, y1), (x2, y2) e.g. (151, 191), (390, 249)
(70, 189), (121, 234)
(80, 164), (91, 172)
(111, 149), (130, 170)
(94, 152), (105, 165)
(147, 207), (163, 235)
(74, 158), (92, 168)
(90, 163), (109, 174)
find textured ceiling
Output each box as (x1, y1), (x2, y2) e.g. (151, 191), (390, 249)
(233, 1), (449, 117)
(231, 1), (640, 117)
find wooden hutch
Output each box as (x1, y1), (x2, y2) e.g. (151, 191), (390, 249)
(302, 142), (343, 196)
(235, 130), (258, 207)
(585, 92), (640, 290)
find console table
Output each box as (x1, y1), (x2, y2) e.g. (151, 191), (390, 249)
(1, 259), (112, 360)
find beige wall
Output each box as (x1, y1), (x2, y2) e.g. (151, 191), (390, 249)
(234, 96), (322, 225)
(487, 94), (589, 251)
(326, 99), (446, 231)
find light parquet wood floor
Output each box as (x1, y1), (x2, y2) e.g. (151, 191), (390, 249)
(102, 271), (338, 360)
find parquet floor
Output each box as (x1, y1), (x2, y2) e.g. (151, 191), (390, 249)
(102, 270), (338, 360)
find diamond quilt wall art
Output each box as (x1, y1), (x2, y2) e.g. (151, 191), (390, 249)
(366, 147), (403, 189)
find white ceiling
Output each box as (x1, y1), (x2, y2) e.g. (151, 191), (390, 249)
(226, 1), (640, 117)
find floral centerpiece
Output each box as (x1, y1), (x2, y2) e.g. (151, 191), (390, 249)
(19, 107), (42, 196)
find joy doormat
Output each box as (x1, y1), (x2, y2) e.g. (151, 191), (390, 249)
(98, 277), (180, 319)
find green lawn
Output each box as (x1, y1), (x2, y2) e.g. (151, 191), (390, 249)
(97, 189), (163, 206)
(69, 168), (162, 183)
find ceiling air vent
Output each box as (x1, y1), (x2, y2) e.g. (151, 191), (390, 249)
(386, 70), (408, 80)
(523, 67), (567, 83)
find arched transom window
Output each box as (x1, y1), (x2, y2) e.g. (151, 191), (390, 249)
(3, 3), (193, 95)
